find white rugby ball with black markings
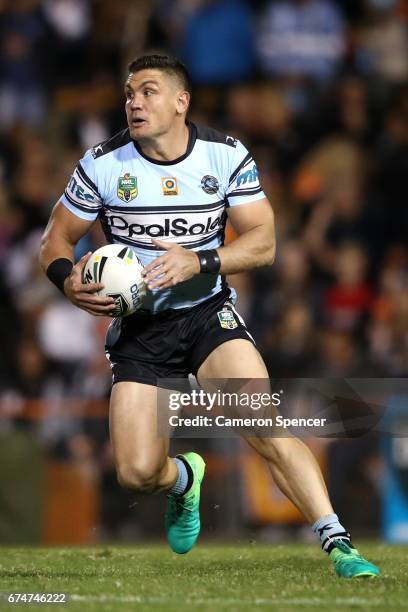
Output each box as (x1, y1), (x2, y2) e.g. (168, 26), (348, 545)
(83, 244), (146, 317)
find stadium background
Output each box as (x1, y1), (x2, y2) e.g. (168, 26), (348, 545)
(0, 0), (407, 546)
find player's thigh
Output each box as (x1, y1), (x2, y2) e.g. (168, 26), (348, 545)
(109, 381), (170, 474)
(197, 340), (281, 453)
(197, 338), (269, 380)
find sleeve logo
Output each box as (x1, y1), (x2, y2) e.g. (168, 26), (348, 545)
(117, 173), (138, 202)
(236, 165), (258, 187)
(67, 175), (95, 202)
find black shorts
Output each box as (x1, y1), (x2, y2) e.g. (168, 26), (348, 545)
(105, 288), (255, 387)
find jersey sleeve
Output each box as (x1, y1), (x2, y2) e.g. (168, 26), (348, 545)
(225, 140), (265, 207)
(60, 149), (103, 220)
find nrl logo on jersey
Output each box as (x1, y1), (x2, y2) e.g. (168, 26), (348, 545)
(117, 173), (138, 202)
(217, 308), (238, 330)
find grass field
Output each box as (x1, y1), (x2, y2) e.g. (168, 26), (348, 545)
(0, 543), (404, 611)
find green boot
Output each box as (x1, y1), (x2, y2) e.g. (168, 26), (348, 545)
(165, 452), (205, 554)
(330, 540), (380, 578)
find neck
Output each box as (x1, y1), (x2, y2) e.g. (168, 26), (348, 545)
(137, 122), (190, 162)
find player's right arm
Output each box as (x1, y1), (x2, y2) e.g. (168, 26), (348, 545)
(39, 202), (115, 316)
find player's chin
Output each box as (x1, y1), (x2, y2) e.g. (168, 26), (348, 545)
(129, 123), (151, 139)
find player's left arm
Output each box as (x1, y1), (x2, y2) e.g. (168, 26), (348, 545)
(216, 197), (275, 273)
(143, 197), (275, 290)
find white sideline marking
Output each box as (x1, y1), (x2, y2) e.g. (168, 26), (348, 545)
(70, 595), (393, 607)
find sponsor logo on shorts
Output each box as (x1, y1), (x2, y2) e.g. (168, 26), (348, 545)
(117, 173), (138, 202)
(217, 309), (238, 330)
(161, 177), (179, 196)
(200, 175), (219, 195)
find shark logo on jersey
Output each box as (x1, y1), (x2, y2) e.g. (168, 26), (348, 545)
(117, 173), (138, 202)
(200, 175), (219, 195)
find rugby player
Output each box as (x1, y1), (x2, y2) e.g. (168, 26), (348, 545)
(40, 54), (379, 578)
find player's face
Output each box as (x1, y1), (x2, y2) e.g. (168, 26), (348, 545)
(125, 69), (188, 140)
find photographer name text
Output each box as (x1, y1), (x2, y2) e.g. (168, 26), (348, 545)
(168, 415), (327, 429)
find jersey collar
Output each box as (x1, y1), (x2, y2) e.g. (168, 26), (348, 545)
(132, 121), (197, 166)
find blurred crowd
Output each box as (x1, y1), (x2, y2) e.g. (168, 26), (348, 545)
(0, 0), (407, 536)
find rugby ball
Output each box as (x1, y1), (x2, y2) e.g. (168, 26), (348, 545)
(83, 244), (146, 316)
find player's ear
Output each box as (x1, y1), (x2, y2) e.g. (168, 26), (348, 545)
(176, 91), (190, 115)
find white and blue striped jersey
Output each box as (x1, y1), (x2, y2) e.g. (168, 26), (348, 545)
(61, 122), (265, 312)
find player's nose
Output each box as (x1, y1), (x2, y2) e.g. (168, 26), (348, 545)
(129, 94), (143, 110)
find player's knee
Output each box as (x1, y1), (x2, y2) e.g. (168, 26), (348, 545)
(116, 461), (161, 493)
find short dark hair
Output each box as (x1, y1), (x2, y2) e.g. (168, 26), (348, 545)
(127, 54), (192, 95)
